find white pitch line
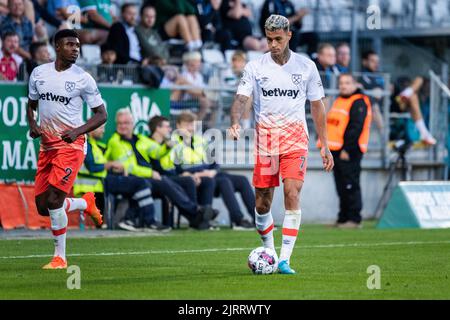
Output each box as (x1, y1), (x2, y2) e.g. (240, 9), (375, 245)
(1, 240), (450, 260)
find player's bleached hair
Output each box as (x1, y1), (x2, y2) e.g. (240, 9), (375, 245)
(264, 14), (290, 32)
(115, 107), (134, 123)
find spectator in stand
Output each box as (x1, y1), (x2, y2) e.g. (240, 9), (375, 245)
(221, 50), (252, 129)
(135, 4), (169, 66)
(391, 76), (436, 145)
(220, 0), (268, 52)
(106, 3), (141, 64)
(97, 42), (122, 83)
(30, 0), (62, 31)
(180, 50), (212, 122)
(336, 42), (350, 73)
(78, 0), (114, 44)
(0, 0), (8, 15)
(0, 0), (35, 60)
(259, 0), (318, 56)
(26, 40), (50, 74)
(359, 50), (385, 131)
(193, 0), (234, 52)
(148, 0), (203, 52)
(0, 31), (22, 81)
(313, 43), (339, 88)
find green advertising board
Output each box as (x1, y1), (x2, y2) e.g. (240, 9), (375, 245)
(0, 83), (170, 183)
(377, 181), (450, 229)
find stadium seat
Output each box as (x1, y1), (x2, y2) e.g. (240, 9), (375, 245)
(81, 44), (101, 64)
(224, 49), (236, 64)
(247, 50), (264, 61)
(202, 49), (225, 65)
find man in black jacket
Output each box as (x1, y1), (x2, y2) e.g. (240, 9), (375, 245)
(106, 3), (141, 64)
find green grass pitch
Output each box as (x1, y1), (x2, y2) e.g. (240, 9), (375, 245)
(1, 222), (449, 299)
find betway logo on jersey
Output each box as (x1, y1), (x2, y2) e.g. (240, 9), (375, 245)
(39, 92), (71, 105)
(261, 88), (300, 99)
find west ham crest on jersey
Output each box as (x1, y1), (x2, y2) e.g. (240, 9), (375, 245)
(292, 74), (302, 85)
(65, 81), (76, 92)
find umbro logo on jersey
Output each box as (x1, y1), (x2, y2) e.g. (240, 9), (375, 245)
(261, 87), (300, 99)
(39, 92), (72, 105)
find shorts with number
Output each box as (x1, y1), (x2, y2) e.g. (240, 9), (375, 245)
(253, 149), (308, 188)
(34, 148), (85, 196)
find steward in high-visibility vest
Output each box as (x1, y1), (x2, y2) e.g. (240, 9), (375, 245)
(73, 136), (107, 196)
(72, 125), (161, 231)
(321, 74), (372, 228)
(318, 89), (372, 153)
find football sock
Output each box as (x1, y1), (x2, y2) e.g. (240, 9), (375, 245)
(255, 209), (275, 251)
(280, 209), (302, 263)
(64, 198), (87, 213)
(49, 206), (68, 260)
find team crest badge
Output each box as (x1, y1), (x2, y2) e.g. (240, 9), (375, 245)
(65, 81), (76, 92)
(292, 74), (302, 85)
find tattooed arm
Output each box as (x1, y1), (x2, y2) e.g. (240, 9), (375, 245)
(228, 94), (249, 140)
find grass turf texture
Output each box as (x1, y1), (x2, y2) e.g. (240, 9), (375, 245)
(1, 221), (449, 299)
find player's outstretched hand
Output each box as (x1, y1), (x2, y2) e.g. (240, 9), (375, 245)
(227, 123), (241, 140)
(29, 125), (42, 139)
(321, 146), (334, 172)
(61, 129), (80, 143)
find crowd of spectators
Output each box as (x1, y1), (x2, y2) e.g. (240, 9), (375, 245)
(0, 0), (437, 145)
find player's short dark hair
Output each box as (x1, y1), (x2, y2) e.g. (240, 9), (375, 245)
(149, 116), (169, 134)
(121, 2), (137, 13)
(29, 41), (47, 59)
(362, 50), (377, 60)
(54, 29), (79, 45)
(1, 30), (18, 41)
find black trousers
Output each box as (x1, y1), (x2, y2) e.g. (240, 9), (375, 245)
(331, 151), (363, 224)
(104, 175), (155, 226)
(170, 176), (215, 206)
(215, 172), (255, 224)
(148, 176), (198, 220)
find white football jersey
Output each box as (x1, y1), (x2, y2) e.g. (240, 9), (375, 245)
(237, 51), (324, 155)
(28, 62), (104, 152)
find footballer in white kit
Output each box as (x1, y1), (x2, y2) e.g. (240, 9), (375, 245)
(228, 15), (334, 274)
(26, 29), (107, 269)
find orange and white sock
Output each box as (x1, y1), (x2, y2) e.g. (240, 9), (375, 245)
(49, 206), (68, 260)
(255, 209), (275, 250)
(280, 210), (302, 263)
(64, 198), (87, 213)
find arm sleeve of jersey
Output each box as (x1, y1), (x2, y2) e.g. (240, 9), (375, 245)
(236, 63), (254, 97)
(82, 73), (104, 108)
(307, 63), (325, 101)
(28, 69), (39, 100)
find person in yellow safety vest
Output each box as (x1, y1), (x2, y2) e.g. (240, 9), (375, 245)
(73, 125), (170, 232)
(146, 115), (219, 229)
(319, 73), (372, 228)
(169, 112), (255, 230)
(106, 108), (215, 230)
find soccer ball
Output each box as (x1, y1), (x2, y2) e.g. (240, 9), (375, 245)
(247, 247), (278, 275)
